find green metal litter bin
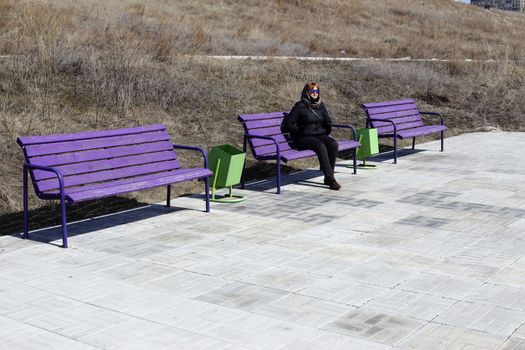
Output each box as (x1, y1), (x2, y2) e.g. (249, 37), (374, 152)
(208, 144), (246, 203)
(348, 128), (379, 169)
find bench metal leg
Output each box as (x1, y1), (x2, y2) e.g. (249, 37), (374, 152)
(204, 177), (210, 212)
(23, 165), (29, 239)
(393, 137), (398, 164)
(240, 137), (247, 189)
(59, 196), (68, 248)
(353, 148), (357, 174)
(441, 131), (444, 152)
(166, 185), (171, 207)
(276, 158), (281, 194)
(412, 137), (416, 150)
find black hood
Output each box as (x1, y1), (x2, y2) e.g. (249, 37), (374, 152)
(301, 89), (321, 108)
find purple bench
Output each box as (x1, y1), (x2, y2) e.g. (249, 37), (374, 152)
(361, 99), (447, 163)
(17, 124), (213, 248)
(238, 112), (360, 194)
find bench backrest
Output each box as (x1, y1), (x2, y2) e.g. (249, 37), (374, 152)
(238, 112), (292, 159)
(17, 124), (180, 195)
(361, 99), (424, 135)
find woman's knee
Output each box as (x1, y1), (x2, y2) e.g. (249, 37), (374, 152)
(326, 138), (338, 152)
(312, 142), (328, 155)
(296, 137), (324, 152)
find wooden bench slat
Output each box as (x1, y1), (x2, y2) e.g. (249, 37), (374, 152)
(244, 118), (283, 129)
(29, 141), (174, 167)
(337, 140), (361, 151)
(252, 141), (292, 152)
(252, 138), (358, 158)
(365, 103), (418, 115)
(247, 126), (283, 137)
(376, 121), (426, 134)
(37, 159), (181, 192)
(258, 140), (359, 161)
(367, 109), (420, 120)
(250, 134), (289, 147)
(238, 112), (286, 122)
(254, 143), (293, 156)
(17, 124), (167, 146)
(33, 150), (178, 181)
(60, 168), (207, 196)
(371, 115), (422, 127)
(361, 99), (415, 108)
(280, 149), (316, 161)
(396, 125), (447, 139)
(66, 168), (212, 203)
(25, 131), (170, 157)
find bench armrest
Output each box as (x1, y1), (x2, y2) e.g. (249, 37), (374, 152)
(332, 124), (358, 141)
(172, 144), (209, 169)
(244, 134), (281, 159)
(24, 163), (66, 197)
(244, 134), (278, 142)
(367, 118), (397, 135)
(419, 112), (444, 125)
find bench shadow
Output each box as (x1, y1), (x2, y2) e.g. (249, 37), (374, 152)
(4, 197), (203, 247)
(241, 150), (359, 192)
(366, 148), (426, 163)
(242, 168), (345, 192)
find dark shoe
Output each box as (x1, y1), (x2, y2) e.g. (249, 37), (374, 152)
(325, 178), (341, 190)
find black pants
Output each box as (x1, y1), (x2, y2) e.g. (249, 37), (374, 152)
(294, 135), (338, 181)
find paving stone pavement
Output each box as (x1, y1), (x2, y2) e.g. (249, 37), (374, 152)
(2, 132), (525, 349)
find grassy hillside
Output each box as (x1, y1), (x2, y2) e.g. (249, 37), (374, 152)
(1, 0), (525, 234)
(2, 0), (525, 59)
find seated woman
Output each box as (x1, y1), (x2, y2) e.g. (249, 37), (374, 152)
(282, 82), (341, 190)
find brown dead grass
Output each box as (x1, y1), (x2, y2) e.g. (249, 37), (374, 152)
(1, 0), (525, 229)
(2, 0), (525, 59)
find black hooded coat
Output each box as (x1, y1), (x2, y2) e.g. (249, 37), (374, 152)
(281, 91), (333, 141)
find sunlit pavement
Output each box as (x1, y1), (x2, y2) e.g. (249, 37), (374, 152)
(1, 132), (525, 349)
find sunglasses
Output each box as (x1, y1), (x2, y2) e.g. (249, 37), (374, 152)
(308, 89), (320, 94)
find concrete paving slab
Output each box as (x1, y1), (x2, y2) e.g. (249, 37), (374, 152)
(396, 322), (506, 350)
(1, 132), (525, 349)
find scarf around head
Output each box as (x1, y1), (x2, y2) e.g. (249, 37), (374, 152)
(301, 89), (322, 109)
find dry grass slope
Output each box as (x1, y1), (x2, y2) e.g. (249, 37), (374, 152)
(3, 0), (525, 59)
(1, 0), (524, 234)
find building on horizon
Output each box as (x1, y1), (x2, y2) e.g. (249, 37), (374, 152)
(471, 0), (525, 11)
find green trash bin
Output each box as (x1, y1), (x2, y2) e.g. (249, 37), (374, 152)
(348, 128), (379, 169)
(208, 144), (246, 203)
